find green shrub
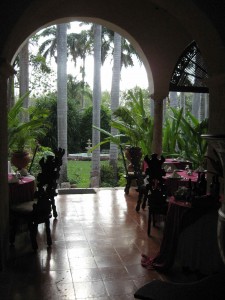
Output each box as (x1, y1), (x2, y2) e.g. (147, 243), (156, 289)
(28, 145), (54, 177)
(100, 162), (125, 187)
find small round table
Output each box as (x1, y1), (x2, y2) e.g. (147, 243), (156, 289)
(8, 174), (35, 205)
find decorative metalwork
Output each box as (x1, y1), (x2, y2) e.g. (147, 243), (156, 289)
(170, 41), (209, 93)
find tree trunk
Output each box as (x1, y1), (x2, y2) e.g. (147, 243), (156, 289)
(57, 23), (68, 184)
(90, 24), (102, 187)
(192, 92), (200, 118)
(109, 32), (122, 175)
(19, 41), (29, 122)
(180, 92), (186, 117)
(199, 93), (205, 121)
(169, 91), (178, 108)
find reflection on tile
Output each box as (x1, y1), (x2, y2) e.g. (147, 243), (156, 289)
(74, 280), (107, 298)
(99, 266), (130, 280)
(71, 267), (102, 282)
(94, 255), (122, 268)
(104, 279), (136, 296)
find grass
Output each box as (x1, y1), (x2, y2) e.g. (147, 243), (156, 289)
(67, 160), (109, 188)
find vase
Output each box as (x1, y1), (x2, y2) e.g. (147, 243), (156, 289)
(11, 151), (30, 170)
(201, 134), (225, 266)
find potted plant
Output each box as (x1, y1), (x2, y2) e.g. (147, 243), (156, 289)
(8, 92), (50, 171)
(91, 89), (154, 162)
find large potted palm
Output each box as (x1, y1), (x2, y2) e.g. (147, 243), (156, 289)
(92, 89), (153, 155)
(91, 89), (154, 167)
(8, 93), (50, 171)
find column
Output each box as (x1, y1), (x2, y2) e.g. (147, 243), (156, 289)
(0, 58), (15, 270)
(152, 98), (164, 155)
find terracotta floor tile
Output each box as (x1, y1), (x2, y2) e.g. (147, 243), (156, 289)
(41, 270), (73, 285)
(69, 256), (98, 269)
(71, 267), (102, 282)
(103, 279), (137, 296)
(99, 265), (130, 280)
(41, 282), (76, 300)
(67, 247), (93, 258)
(91, 246), (117, 257)
(42, 257), (70, 271)
(74, 280), (107, 298)
(94, 254), (122, 268)
(4, 188), (193, 299)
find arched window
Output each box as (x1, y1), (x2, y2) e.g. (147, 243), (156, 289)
(170, 41), (208, 93)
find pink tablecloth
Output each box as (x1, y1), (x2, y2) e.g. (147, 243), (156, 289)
(164, 170), (199, 196)
(141, 197), (219, 272)
(8, 175), (35, 205)
(164, 158), (192, 170)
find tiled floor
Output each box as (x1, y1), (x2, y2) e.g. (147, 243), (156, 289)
(1, 187), (195, 299)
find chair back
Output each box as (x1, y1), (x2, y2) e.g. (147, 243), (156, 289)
(33, 148), (65, 221)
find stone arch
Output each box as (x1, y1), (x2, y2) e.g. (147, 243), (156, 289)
(4, 20), (155, 98)
(2, 0), (195, 101)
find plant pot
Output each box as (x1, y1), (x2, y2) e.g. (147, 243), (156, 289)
(124, 146), (142, 172)
(11, 151), (30, 170)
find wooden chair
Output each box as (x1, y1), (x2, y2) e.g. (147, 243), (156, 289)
(9, 148), (65, 250)
(144, 154), (168, 236)
(120, 146), (146, 211)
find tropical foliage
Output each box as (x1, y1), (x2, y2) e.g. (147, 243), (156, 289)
(91, 89), (154, 157)
(162, 107), (208, 169)
(178, 112), (208, 168)
(8, 92), (50, 153)
(162, 107), (183, 157)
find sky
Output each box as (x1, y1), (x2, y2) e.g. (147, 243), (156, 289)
(30, 21), (149, 94)
(66, 21), (149, 91)
(67, 54), (149, 92)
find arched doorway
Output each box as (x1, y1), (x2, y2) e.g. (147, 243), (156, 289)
(1, 0), (225, 270)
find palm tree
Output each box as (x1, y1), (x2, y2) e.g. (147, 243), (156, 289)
(90, 23), (102, 187)
(67, 74), (92, 107)
(109, 32), (121, 174)
(37, 26), (58, 62)
(56, 23), (68, 183)
(67, 29), (93, 108)
(169, 91), (178, 108)
(106, 31), (142, 168)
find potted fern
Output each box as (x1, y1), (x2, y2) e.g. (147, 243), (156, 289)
(8, 92), (50, 170)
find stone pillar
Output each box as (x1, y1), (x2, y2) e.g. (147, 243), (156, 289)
(207, 73), (225, 135)
(0, 58), (15, 270)
(152, 98), (164, 155)
(202, 75), (225, 266)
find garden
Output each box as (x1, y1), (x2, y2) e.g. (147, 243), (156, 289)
(8, 87), (212, 189)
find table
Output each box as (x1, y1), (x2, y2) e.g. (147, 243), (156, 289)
(8, 174), (35, 205)
(164, 170), (199, 196)
(141, 196), (223, 274)
(163, 158), (192, 170)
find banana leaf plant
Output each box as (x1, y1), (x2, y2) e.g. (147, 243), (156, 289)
(162, 107), (183, 157)
(90, 89), (154, 157)
(162, 107), (208, 170)
(178, 112), (208, 169)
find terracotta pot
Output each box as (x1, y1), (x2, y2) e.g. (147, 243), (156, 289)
(124, 147), (142, 171)
(11, 151), (30, 170)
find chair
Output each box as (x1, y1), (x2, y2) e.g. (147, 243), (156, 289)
(144, 154), (168, 236)
(120, 146), (146, 211)
(9, 148), (65, 250)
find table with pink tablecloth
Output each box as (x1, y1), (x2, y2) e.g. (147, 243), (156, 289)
(163, 158), (192, 170)
(141, 196), (222, 273)
(164, 170), (199, 196)
(8, 175), (35, 205)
